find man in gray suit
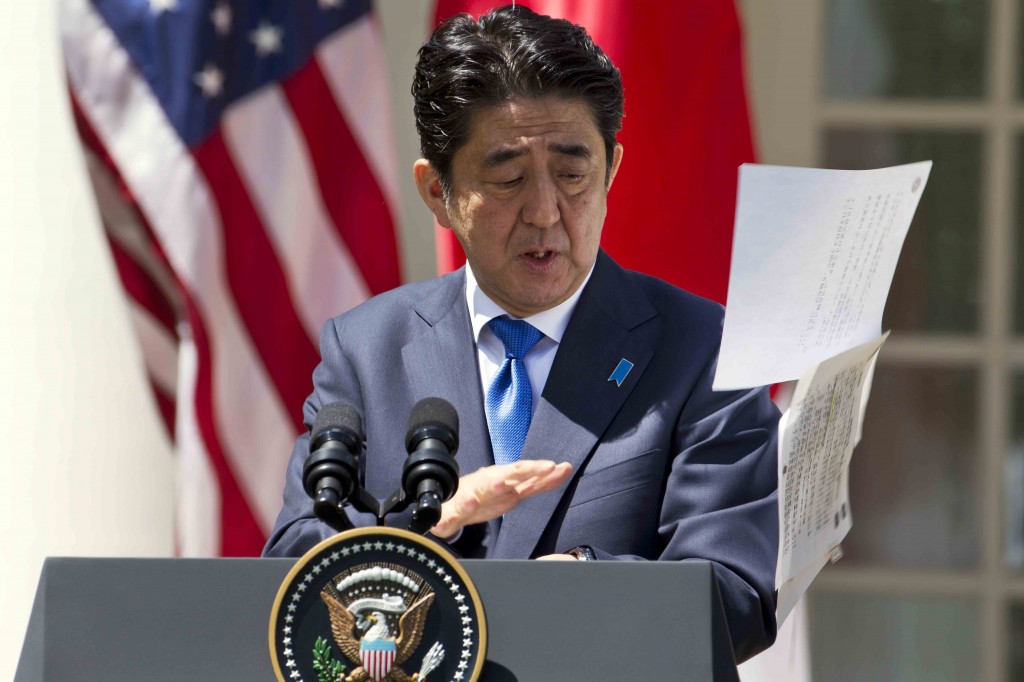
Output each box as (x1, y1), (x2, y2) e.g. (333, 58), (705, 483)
(265, 5), (779, 662)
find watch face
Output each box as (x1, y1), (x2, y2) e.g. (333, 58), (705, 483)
(269, 527), (487, 682)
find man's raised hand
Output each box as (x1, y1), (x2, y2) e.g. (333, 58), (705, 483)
(430, 460), (572, 540)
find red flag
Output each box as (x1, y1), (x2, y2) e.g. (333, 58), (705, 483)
(432, 0), (756, 304)
(61, 0), (401, 556)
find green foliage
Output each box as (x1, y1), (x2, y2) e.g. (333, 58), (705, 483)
(312, 636), (347, 682)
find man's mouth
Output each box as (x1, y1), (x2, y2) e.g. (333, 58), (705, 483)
(525, 250), (552, 260)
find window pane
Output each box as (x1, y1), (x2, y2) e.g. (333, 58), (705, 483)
(1010, 603), (1024, 681)
(840, 365), (979, 568)
(1012, 137), (1024, 333)
(824, 130), (981, 333)
(1007, 373), (1024, 571)
(824, 0), (988, 100)
(810, 591), (979, 681)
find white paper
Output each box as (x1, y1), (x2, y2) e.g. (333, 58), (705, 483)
(774, 333), (887, 621)
(713, 162), (929, 390)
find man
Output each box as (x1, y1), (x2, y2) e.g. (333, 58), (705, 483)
(265, 5), (779, 662)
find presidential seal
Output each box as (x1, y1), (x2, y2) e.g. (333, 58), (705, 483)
(270, 527), (487, 682)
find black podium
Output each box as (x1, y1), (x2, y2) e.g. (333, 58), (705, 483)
(16, 557), (739, 681)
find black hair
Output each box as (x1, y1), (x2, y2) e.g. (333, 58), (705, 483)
(412, 4), (624, 198)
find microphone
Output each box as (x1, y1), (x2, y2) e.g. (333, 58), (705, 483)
(303, 402), (364, 531)
(402, 398), (460, 534)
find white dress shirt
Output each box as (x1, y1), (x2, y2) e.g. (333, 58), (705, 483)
(465, 263), (594, 415)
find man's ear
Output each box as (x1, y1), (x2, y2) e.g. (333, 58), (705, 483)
(606, 143), (624, 191)
(413, 159), (452, 229)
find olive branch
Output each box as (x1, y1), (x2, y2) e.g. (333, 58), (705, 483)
(312, 636), (347, 682)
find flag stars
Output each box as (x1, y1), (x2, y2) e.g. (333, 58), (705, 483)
(210, 3), (232, 35)
(193, 65), (224, 98)
(149, 0), (178, 15)
(249, 22), (283, 57)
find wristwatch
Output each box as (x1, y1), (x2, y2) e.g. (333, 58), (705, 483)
(565, 545), (596, 561)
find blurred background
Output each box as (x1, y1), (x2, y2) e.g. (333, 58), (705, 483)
(2, 0), (1022, 680)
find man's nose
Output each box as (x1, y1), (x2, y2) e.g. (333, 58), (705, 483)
(520, 175), (560, 228)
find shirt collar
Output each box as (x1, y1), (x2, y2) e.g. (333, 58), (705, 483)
(465, 262), (594, 344)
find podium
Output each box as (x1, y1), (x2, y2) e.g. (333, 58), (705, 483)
(16, 557), (739, 681)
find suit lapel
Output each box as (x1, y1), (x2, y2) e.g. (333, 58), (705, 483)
(400, 270), (493, 481)
(491, 252), (658, 559)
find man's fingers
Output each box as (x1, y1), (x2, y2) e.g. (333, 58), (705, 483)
(512, 475), (541, 495)
(502, 459), (558, 482)
(433, 461), (575, 537)
(514, 462), (572, 496)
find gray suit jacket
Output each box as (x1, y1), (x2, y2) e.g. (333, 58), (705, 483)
(264, 250), (779, 661)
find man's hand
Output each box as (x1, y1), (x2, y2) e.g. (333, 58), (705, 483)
(431, 460), (572, 540)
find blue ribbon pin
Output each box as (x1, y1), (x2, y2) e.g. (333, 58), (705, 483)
(608, 358), (634, 387)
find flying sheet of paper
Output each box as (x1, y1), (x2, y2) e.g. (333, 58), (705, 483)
(774, 333), (887, 624)
(713, 162), (929, 390)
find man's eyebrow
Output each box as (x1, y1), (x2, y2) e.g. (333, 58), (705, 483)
(549, 142), (592, 159)
(482, 147), (528, 168)
(481, 142), (593, 168)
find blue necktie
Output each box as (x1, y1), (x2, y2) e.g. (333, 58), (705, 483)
(485, 317), (544, 466)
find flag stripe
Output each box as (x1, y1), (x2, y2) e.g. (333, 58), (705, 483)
(315, 18), (401, 228)
(150, 377), (177, 442)
(110, 236), (179, 334)
(184, 293), (269, 555)
(221, 82), (371, 340)
(283, 56), (401, 295)
(128, 300), (179, 397)
(192, 131), (320, 430)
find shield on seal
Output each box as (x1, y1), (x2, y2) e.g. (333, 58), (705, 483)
(360, 637), (396, 681)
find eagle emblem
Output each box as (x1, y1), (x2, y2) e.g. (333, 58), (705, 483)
(320, 564), (445, 682)
(269, 528), (486, 682)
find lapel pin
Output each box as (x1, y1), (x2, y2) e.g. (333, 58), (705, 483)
(608, 358), (634, 387)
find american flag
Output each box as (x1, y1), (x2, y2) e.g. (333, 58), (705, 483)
(59, 0), (401, 556)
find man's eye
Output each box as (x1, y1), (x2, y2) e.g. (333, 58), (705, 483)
(492, 177), (522, 187)
(560, 173), (585, 183)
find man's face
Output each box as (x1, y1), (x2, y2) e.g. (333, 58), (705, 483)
(416, 97), (623, 318)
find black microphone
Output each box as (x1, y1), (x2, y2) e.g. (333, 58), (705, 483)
(402, 398), (460, 534)
(303, 402), (363, 531)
